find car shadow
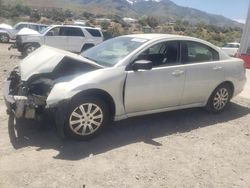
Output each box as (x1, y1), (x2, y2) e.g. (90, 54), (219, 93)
(7, 100), (250, 161)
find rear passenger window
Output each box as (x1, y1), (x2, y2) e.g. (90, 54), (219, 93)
(60, 27), (84, 37)
(86, 28), (102, 37)
(182, 41), (219, 63)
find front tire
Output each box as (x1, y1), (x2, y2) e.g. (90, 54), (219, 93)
(23, 43), (39, 57)
(65, 96), (110, 140)
(205, 83), (232, 113)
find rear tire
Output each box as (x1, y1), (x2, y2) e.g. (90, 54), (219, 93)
(64, 96), (110, 140)
(205, 83), (232, 113)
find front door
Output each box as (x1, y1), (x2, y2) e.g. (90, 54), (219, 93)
(124, 41), (186, 114)
(44, 27), (68, 51)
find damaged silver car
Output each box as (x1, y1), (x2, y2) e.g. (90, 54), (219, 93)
(4, 34), (246, 140)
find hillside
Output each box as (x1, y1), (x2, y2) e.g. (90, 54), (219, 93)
(3, 0), (242, 27)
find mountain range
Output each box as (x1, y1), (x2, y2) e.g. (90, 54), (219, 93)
(9, 0), (243, 27)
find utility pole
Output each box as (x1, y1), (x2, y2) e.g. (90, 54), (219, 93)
(0, 0), (2, 16)
(238, 2), (250, 68)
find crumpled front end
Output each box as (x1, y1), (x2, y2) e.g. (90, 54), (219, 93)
(4, 68), (49, 119)
(4, 47), (101, 120)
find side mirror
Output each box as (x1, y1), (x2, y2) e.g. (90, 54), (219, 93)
(132, 60), (153, 71)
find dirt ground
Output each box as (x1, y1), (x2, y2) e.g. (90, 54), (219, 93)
(0, 43), (250, 188)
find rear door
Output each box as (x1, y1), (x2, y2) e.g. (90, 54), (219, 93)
(180, 41), (225, 105)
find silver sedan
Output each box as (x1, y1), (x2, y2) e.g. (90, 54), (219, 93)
(4, 34), (246, 140)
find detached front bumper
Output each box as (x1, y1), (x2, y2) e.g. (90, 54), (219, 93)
(3, 80), (30, 118)
(3, 80), (15, 114)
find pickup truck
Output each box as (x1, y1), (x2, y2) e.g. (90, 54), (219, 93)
(0, 22), (47, 43)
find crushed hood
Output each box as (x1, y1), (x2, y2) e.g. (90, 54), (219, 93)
(17, 28), (40, 35)
(19, 46), (103, 81)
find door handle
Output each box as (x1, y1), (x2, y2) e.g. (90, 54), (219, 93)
(172, 70), (184, 76)
(213, 66), (222, 71)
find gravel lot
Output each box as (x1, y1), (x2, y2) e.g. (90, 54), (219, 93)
(0, 43), (250, 188)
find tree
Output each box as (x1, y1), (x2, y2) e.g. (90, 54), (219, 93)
(64, 9), (73, 18)
(139, 16), (159, 28)
(30, 11), (41, 22)
(146, 16), (159, 28)
(101, 21), (110, 30)
(82, 12), (95, 19)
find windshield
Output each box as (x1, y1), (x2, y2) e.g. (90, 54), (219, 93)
(81, 36), (148, 67)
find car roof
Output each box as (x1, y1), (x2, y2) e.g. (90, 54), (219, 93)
(51, 25), (101, 30)
(120, 33), (228, 58)
(16, 22), (47, 26)
(124, 33), (193, 40)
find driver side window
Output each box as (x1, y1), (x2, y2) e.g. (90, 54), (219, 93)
(135, 41), (180, 67)
(46, 27), (60, 36)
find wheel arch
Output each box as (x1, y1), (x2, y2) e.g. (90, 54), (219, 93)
(215, 81), (235, 98)
(71, 88), (116, 120)
(206, 80), (235, 105)
(23, 42), (41, 48)
(22, 42), (41, 56)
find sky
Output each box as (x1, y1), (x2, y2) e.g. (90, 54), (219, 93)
(171, 0), (250, 23)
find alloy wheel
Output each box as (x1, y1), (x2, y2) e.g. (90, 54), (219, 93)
(213, 88), (229, 110)
(69, 103), (104, 136)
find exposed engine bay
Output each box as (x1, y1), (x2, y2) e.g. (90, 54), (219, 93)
(7, 56), (99, 120)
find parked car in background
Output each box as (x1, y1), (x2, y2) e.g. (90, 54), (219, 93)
(13, 25), (103, 56)
(0, 22), (47, 43)
(221, 42), (240, 57)
(4, 34), (246, 140)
